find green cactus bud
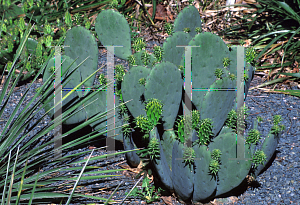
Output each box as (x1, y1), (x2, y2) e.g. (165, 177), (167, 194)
(44, 23), (52, 35)
(153, 46), (164, 62)
(118, 103), (128, 117)
(183, 27), (191, 33)
(133, 37), (146, 52)
(98, 73), (107, 85)
(164, 23), (174, 35)
(141, 51), (151, 66)
(178, 65), (185, 78)
(121, 123), (132, 137)
(127, 55), (136, 66)
(211, 149), (222, 161)
(147, 137), (160, 161)
(252, 150), (267, 168)
(175, 114), (193, 144)
(246, 129), (261, 145)
(214, 68), (224, 79)
(115, 72), (123, 82)
(222, 57), (231, 68)
(229, 73), (236, 81)
(191, 110), (200, 130)
(209, 159), (220, 176)
(195, 118), (214, 146)
(225, 109), (237, 131)
(115, 64), (125, 76)
(144, 98), (163, 127)
(195, 27), (202, 34)
(183, 147), (196, 168)
(134, 115), (154, 134)
(139, 77), (146, 86)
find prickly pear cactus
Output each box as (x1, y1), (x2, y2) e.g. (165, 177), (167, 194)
(60, 5), (284, 204)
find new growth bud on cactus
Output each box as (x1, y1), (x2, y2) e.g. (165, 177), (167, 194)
(98, 73), (107, 85)
(128, 55), (136, 66)
(139, 77), (146, 85)
(133, 37), (146, 52)
(252, 150), (267, 168)
(195, 27), (202, 34)
(194, 119), (214, 146)
(211, 149), (222, 160)
(183, 147), (196, 168)
(183, 27), (191, 33)
(144, 98), (163, 127)
(145, 137), (160, 161)
(209, 159), (220, 176)
(141, 51), (151, 66)
(175, 114), (194, 144)
(214, 68), (224, 79)
(246, 129), (261, 145)
(222, 57), (231, 68)
(153, 46), (164, 62)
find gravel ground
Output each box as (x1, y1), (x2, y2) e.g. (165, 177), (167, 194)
(0, 41), (299, 204)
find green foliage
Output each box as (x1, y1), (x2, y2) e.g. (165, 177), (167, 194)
(164, 22), (174, 35)
(133, 37), (147, 52)
(270, 115), (285, 135)
(125, 173), (163, 203)
(153, 45), (164, 62)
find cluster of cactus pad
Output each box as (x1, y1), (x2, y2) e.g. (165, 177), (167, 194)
(38, 5), (285, 203)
